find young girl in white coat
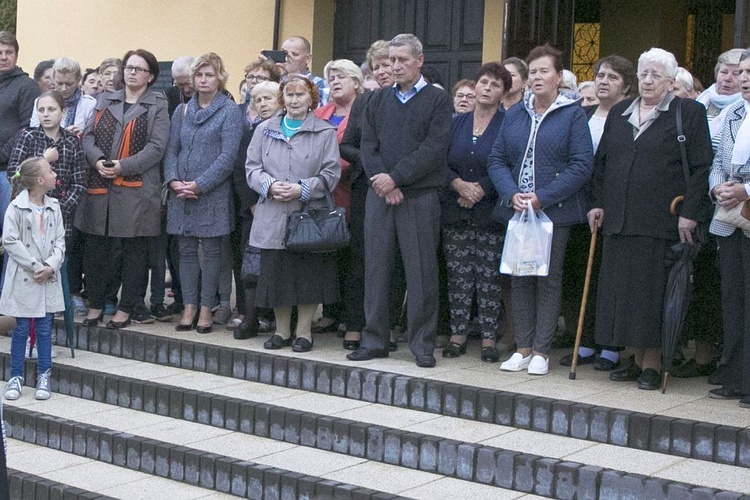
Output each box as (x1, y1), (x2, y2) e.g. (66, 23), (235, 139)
(1, 157), (65, 400)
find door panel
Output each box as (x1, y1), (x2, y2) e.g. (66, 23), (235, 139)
(504, 0), (575, 64)
(334, 0), (485, 89)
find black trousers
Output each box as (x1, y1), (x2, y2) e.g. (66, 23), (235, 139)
(717, 230), (750, 394)
(361, 189), (440, 356)
(66, 227), (86, 294)
(84, 234), (148, 314)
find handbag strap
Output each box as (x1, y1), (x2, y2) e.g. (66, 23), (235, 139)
(675, 98), (690, 188)
(314, 175), (336, 211)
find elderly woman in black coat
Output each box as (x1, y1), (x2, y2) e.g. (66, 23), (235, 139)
(591, 48), (713, 390)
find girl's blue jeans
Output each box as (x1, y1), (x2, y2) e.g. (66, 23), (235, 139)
(10, 314), (53, 378)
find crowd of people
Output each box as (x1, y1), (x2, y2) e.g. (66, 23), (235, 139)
(0, 29), (749, 409)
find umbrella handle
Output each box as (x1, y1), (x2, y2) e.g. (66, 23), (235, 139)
(570, 219), (599, 380)
(670, 195), (684, 216)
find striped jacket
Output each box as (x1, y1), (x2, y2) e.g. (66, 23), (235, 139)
(708, 100), (750, 238)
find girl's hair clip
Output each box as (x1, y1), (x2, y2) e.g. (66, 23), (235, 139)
(11, 170), (21, 180)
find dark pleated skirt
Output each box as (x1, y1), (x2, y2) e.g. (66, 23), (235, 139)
(594, 234), (670, 349)
(256, 249), (340, 308)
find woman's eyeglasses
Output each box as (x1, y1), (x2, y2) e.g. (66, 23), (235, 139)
(124, 66), (150, 74)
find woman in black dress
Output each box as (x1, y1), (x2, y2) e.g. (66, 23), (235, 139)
(591, 48), (713, 390)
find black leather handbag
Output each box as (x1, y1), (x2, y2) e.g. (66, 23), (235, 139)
(284, 177), (350, 253)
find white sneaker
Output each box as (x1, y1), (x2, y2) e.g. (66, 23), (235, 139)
(4, 376), (23, 400)
(500, 352), (532, 372)
(35, 369), (52, 400)
(528, 355), (550, 375)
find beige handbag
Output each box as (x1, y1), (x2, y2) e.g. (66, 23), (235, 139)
(714, 200), (750, 230)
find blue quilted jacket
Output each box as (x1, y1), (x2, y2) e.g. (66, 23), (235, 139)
(488, 92), (594, 225)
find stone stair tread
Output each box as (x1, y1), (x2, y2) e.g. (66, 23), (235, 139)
(5, 349), (669, 469)
(30, 347), (747, 486)
(56, 323), (750, 429)
(7, 437), (235, 499)
(5, 397), (511, 497)
(7, 372), (750, 495)
(5, 322), (745, 498)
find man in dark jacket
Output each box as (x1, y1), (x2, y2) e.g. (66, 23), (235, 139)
(347, 33), (452, 368)
(0, 31), (40, 217)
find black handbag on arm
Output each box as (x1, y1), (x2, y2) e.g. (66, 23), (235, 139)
(284, 176), (350, 253)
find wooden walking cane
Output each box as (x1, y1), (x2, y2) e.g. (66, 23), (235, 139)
(569, 217), (599, 380)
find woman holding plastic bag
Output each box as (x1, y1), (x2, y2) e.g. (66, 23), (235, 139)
(488, 44), (593, 375)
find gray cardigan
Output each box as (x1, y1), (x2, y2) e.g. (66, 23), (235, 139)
(164, 92), (243, 238)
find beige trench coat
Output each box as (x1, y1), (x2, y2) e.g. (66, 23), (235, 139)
(0, 190), (65, 317)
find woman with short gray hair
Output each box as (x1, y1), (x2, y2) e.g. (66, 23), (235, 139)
(706, 49), (750, 405)
(591, 47), (713, 390)
(697, 48), (744, 140)
(673, 67), (698, 99)
(310, 59), (364, 337)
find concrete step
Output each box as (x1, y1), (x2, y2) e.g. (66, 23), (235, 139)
(47, 323), (750, 471)
(3, 344), (749, 498)
(4, 401), (515, 499)
(2, 320), (749, 499)
(7, 464), (118, 499)
(6, 439), (232, 499)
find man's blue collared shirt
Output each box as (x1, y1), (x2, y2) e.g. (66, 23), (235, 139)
(392, 75), (427, 104)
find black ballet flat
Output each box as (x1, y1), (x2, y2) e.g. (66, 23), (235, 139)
(105, 317), (131, 330)
(292, 337), (314, 353)
(196, 324), (213, 334)
(175, 323), (195, 332)
(481, 346), (500, 363)
(264, 335), (293, 349)
(442, 340), (468, 358)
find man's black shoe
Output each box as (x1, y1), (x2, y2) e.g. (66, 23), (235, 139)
(346, 348), (389, 361)
(709, 387), (742, 400)
(234, 319), (259, 340)
(415, 355), (436, 368)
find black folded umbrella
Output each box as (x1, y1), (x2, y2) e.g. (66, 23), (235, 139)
(661, 224), (706, 393)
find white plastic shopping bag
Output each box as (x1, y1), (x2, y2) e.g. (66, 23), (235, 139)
(499, 200), (554, 276)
